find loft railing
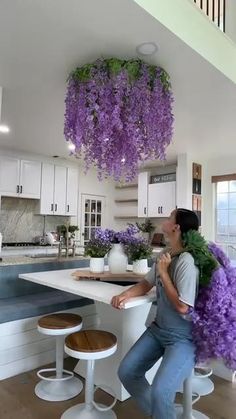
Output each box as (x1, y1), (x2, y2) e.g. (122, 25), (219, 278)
(193, 0), (226, 32)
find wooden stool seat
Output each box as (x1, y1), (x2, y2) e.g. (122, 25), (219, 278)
(65, 330), (117, 354)
(38, 313), (82, 330)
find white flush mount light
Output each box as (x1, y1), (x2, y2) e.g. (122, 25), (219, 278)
(0, 87), (10, 134)
(0, 124), (10, 133)
(68, 142), (76, 152)
(136, 42), (158, 56)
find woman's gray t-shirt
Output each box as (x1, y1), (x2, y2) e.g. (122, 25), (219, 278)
(145, 251), (199, 339)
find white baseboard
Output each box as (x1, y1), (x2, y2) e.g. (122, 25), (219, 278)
(212, 359), (236, 382)
(0, 304), (98, 381)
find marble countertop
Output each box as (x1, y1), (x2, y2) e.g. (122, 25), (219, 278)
(0, 255), (87, 266)
(19, 267), (156, 308)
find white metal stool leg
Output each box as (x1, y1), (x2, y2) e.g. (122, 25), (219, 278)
(35, 335), (83, 402)
(61, 359), (117, 419)
(176, 375), (210, 419)
(192, 367), (214, 396)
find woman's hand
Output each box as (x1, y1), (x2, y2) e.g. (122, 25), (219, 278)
(157, 252), (171, 279)
(111, 292), (129, 309)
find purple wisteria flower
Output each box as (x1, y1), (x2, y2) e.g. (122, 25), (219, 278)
(95, 224), (139, 245)
(190, 243), (236, 370)
(64, 58), (174, 181)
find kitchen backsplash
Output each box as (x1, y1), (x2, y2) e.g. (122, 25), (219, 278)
(0, 197), (69, 243)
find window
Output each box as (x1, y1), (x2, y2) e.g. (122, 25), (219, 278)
(215, 180), (236, 260)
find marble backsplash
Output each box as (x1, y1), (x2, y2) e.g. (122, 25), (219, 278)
(0, 197), (69, 243)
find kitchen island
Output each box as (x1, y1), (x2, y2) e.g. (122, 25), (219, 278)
(19, 267), (158, 401)
(0, 254), (87, 266)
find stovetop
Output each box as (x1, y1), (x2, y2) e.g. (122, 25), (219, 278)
(2, 242), (48, 248)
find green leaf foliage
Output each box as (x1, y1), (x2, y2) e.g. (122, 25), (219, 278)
(126, 240), (153, 261)
(182, 230), (218, 286)
(70, 58), (171, 91)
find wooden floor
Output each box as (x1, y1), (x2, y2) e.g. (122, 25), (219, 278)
(0, 358), (235, 419)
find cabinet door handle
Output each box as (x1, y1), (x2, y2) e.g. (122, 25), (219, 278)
(51, 203), (54, 212)
(67, 204), (70, 212)
(161, 206), (162, 214)
(144, 207), (146, 215)
(158, 206), (160, 214)
(20, 185), (23, 194)
(55, 203), (57, 212)
(16, 185), (19, 193)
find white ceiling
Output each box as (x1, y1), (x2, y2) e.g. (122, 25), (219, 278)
(0, 0), (236, 167)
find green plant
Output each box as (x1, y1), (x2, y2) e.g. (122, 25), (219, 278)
(126, 238), (153, 261)
(135, 219), (155, 234)
(68, 225), (79, 238)
(57, 225), (67, 235)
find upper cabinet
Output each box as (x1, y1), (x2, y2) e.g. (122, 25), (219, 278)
(40, 163), (78, 216)
(138, 170), (176, 218)
(138, 172), (149, 217)
(66, 167), (78, 216)
(148, 182), (176, 218)
(0, 156), (41, 199)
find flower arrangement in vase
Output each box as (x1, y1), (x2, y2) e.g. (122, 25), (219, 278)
(125, 237), (153, 275)
(95, 225), (139, 273)
(84, 236), (111, 273)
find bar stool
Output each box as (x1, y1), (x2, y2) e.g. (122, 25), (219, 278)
(61, 329), (117, 419)
(176, 373), (210, 419)
(35, 313), (83, 402)
(179, 366), (214, 397)
(191, 366), (214, 396)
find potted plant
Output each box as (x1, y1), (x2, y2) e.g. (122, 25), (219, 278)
(125, 237), (153, 275)
(135, 219), (155, 242)
(84, 237), (111, 273)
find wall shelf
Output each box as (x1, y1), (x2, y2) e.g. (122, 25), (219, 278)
(114, 216), (138, 219)
(115, 199), (138, 203)
(115, 184), (138, 189)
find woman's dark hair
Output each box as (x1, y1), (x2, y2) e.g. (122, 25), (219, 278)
(175, 208), (199, 235)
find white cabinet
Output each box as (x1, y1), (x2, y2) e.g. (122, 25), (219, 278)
(138, 172), (149, 217)
(0, 156), (41, 199)
(66, 167), (78, 216)
(40, 163), (78, 216)
(54, 166), (67, 215)
(148, 181), (176, 218)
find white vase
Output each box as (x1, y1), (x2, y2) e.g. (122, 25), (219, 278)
(108, 243), (128, 274)
(133, 259), (148, 275)
(90, 257), (104, 273)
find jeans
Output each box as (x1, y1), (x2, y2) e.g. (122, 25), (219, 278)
(118, 322), (195, 419)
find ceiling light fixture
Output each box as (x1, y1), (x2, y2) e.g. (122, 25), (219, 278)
(0, 87), (10, 134)
(68, 143), (76, 152)
(0, 124), (10, 133)
(136, 42), (158, 56)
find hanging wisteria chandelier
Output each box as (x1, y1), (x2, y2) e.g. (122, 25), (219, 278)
(64, 58), (174, 181)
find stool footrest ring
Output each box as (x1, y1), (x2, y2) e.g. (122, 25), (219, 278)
(93, 385), (117, 412)
(37, 368), (74, 382)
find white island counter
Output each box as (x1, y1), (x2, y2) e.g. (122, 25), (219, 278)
(19, 267), (158, 401)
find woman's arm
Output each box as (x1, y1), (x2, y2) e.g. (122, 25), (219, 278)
(111, 279), (153, 309)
